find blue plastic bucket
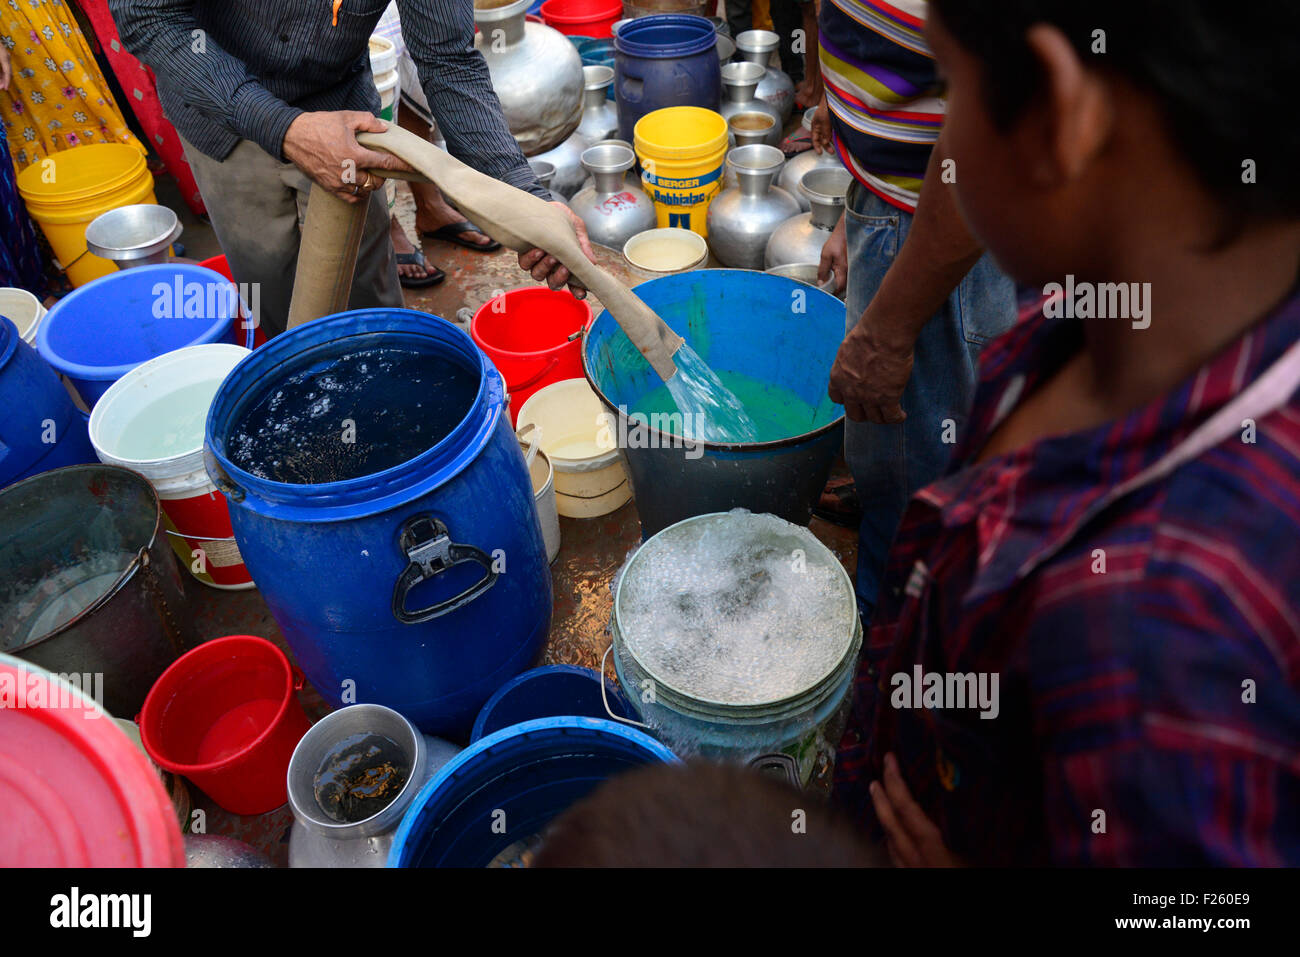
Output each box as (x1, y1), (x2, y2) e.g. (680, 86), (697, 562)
(389, 716), (677, 867)
(36, 264), (239, 407)
(583, 269), (846, 537)
(0, 317), (96, 488)
(204, 309), (552, 737)
(469, 663), (636, 742)
(615, 15), (721, 143)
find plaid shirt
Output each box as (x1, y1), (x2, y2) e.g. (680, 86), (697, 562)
(835, 290), (1300, 866)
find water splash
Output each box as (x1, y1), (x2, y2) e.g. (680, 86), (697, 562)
(664, 343), (761, 444)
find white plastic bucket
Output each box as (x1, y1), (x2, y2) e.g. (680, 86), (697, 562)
(88, 343), (253, 589)
(516, 378), (631, 518)
(518, 424), (561, 563)
(0, 287), (46, 344)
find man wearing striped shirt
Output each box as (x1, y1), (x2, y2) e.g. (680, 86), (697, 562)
(109, 0), (589, 337)
(812, 0), (1017, 622)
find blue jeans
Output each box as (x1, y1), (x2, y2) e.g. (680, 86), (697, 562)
(843, 182), (1017, 621)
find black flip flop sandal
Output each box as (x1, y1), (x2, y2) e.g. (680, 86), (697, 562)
(396, 250), (446, 289)
(420, 220), (502, 252)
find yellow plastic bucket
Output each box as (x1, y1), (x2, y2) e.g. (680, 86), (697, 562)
(17, 144), (158, 288)
(634, 107), (728, 238)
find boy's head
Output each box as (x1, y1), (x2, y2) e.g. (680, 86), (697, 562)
(533, 761), (885, 867)
(927, 1), (1300, 285)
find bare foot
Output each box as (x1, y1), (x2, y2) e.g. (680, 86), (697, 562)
(389, 215), (437, 282)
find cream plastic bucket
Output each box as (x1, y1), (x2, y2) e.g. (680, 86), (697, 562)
(516, 378), (631, 518)
(518, 424), (561, 563)
(88, 343), (254, 589)
(0, 288), (46, 344)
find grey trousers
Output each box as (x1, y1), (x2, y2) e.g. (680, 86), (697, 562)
(181, 135), (402, 339)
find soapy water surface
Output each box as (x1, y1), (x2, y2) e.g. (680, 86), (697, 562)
(617, 511), (854, 704)
(228, 347), (477, 484)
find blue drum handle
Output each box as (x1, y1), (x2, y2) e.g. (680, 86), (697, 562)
(748, 752), (801, 789)
(392, 514), (498, 624)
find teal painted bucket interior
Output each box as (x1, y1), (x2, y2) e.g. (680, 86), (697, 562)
(583, 269), (845, 536)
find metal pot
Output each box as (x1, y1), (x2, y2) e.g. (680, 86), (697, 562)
(574, 138), (635, 194)
(716, 33), (735, 65)
(735, 30), (795, 124)
(576, 65), (619, 143)
(720, 62), (782, 147)
(723, 112), (779, 188)
(0, 464), (195, 717)
(570, 143), (659, 250)
(766, 261), (840, 295)
(706, 144), (801, 269)
(474, 0), (584, 156)
(287, 704), (460, 868)
(84, 205), (182, 270)
(765, 167), (853, 269)
(532, 129), (592, 199)
(779, 108), (847, 212)
(529, 159), (558, 193)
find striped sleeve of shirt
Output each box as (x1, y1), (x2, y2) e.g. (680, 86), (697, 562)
(108, 0), (304, 160)
(394, 0), (542, 198)
(108, 0), (548, 199)
(818, 0), (943, 211)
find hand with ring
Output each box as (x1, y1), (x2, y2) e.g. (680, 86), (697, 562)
(283, 111), (411, 204)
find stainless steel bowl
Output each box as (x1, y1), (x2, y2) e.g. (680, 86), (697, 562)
(84, 204), (182, 268)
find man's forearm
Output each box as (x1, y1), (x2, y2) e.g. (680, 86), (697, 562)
(399, 0), (549, 200)
(109, 0), (301, 158)
(860, 134), (984, 345)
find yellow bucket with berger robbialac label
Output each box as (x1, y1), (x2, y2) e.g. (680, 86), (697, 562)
(634, 107), (728, 238)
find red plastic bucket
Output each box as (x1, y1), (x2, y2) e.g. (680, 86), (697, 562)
(540, 0), (623, 38)
(1, 654), (185, 866)
(199, 254), (267, 348)
(140, 635), (311, 815)
(471, 287), (594, 426)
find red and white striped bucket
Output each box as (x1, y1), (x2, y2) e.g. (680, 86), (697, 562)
(88, 343), (254, 589)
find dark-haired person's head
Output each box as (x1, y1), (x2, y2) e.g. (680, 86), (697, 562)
(533, 761), (885, 867)
(927, 0), (1300, 286)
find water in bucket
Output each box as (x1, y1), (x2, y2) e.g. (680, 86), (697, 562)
(618, 510), (854, 704)
(229, 344), (478, 483)
(644, 366), (819, 441)
(110, 379), (223, 460)
(663, 343), (762, 444)
(313, 731), (412, 824)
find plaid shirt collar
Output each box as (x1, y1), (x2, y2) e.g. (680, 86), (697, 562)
(911, 287), (1300, 604)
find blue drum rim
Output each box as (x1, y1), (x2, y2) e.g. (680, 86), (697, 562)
(581, 269), (846, 451)
(204, 308), (505, 522)
(35, 264), (236, 384)
(468, 663), (633, 742)
(614, 14), (717, 58)
(387, 715), (678, 867)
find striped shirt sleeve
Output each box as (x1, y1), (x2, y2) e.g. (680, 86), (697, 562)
(108, 0), (304, 160)
(395, 0), (547, 198)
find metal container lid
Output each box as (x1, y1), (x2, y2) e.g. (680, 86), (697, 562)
(614, 510), (858, 707)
